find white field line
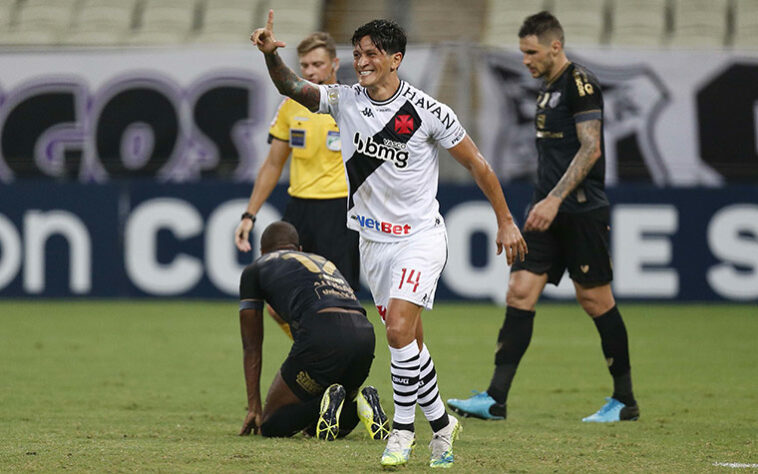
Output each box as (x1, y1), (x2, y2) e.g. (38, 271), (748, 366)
(712, 462), (758, 469)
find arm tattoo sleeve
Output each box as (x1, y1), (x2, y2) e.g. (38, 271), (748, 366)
(550, 119), (602, 200)
(264, 52), (321, 112)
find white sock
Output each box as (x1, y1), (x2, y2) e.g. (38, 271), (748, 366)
(418, 343), (446, 422)
(389, 340), (420, 426)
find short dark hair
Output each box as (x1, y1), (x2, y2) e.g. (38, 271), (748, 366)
(351, 19), (406, 57)
(260, 221), (299, 253)
(297, 31), (337, 59)
(518, 11), (564, 45)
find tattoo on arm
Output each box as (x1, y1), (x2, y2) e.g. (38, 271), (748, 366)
(264, 52), (321, 112)
(550, 119), (602, 200)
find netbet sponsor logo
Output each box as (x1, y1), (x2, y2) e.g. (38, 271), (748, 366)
(353, 214), (411, 235)
(353, 132), (408, 168)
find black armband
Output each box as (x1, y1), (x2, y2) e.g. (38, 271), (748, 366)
(241, 212), (256, 223)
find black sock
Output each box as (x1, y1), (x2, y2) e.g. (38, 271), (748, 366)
(429, 413), (449, 433)
(336, 400), (360, 438)
(592, 305), (636, 406)
(392, 421), (414, 432)
(487, 306), (535, 404)
(260, 398), (320, 437)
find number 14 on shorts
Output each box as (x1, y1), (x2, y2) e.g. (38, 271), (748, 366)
(398, 268), (421, 292)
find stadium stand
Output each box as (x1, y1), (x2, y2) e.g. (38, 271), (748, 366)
(0, 0), (78, 46)
(0, 0), (17, 38)
(193, 0), (261, 45)
(732, 0), (758, 48)
(408, 0), (486, 43)
(0, 0), (750, 50)
(128, 0), (199, 45)
(669, 0), (729, 48)
(269, 0), (323, 47)
(322, 0), (386, 42)
(550, 0), (610, 46)
(62, 0), (138, 46)
(608, 0), (670, 47)
(482, 0), (548, 47)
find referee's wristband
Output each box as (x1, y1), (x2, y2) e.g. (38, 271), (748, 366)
(241, 212), (256, 223)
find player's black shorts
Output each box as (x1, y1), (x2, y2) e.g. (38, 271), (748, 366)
(283, 197), (360, 291)
(280, 311), (375, 402)
(512, 206), (613, 286)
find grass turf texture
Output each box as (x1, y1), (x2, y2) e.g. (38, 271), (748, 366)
(1, 301), (756, 472)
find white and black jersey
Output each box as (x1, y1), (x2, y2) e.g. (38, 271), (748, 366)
(317, 81), (467, 242)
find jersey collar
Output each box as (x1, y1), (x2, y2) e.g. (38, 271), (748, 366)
(365, 80), (405, 106)
(545, 61), (572, 88)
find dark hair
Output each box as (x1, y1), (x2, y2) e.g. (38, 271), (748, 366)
(260, 221), (299, 253)
(351, 19), (406, 57)
(518, 11), (564, 45)
(297, 31), (337, 59)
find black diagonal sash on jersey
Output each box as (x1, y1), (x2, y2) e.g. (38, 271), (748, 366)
(345, 100), (423, 210)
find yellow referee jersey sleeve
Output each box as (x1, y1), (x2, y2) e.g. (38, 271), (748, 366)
(269, 98), (348, 199)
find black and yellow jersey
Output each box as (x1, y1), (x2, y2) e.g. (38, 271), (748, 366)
(534, 62), (609, 213)
(239, 250), (365, 331)
(269, 98), (347, 199)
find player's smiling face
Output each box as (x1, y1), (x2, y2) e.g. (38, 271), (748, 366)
(299, 47), (338, 85)
(352, 36), (402, 90)
(519, 34), (555, 80)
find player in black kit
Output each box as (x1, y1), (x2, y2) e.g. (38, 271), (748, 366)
(238, 221), (389, 440)
(447, 11), (639, 423)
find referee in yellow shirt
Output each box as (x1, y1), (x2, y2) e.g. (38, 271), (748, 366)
(235, 32), (360, 291)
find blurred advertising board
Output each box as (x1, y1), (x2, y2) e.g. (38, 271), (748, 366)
(1, 182), (755, 302)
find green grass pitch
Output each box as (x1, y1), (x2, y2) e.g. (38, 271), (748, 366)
(1, 301), (756, 472)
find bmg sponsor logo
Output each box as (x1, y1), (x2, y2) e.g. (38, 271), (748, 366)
(353, 132), (408, 168)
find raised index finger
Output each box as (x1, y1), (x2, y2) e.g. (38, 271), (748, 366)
(266, 9), (274, 31)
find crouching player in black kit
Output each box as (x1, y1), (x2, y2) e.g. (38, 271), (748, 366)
(238, 221), (389, 440)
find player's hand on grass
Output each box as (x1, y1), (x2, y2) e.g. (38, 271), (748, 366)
(250, 9), (286, 54)
(239, 409), (262, 436)
(497, 219), (527, 265)
(525, 195), (561, 232)
(235, 218), (254, 252)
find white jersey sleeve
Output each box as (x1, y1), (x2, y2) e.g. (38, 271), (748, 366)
(316, 83), (344, 119)
(428, 102), (466, 149)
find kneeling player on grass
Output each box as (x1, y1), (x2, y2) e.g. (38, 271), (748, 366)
(238, 221), (389, 440)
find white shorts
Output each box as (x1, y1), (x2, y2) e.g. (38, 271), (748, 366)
(360, 227), (448, 319)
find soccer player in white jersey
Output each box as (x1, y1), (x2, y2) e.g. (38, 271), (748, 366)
(251, 11), (527, 469)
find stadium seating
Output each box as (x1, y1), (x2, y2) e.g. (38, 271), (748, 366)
(270, 0), (323, 46)
(482, 0), (548, 47)
(0, 0), (747, 49)
(0, 0), (17, 39)
(193, 0), (260, 45)
(733, 0), (758, 49)
(0, 0), (78, 46)
(550, 0), (609, 46)
(0, 0), (16, 24)
(608, 0), (669, 47)
(62, 0), (138, 46)
(669, 0), (729, 48)
(129, 0), (199, 45)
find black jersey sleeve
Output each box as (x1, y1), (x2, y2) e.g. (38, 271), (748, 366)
(239, 262), (264, 310)
(566, 65), (603, 123)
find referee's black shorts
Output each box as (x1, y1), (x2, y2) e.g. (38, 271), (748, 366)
(283, 196), (360, 291)
(512, 206), (613, 287)
(280, 311), (375, 402)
